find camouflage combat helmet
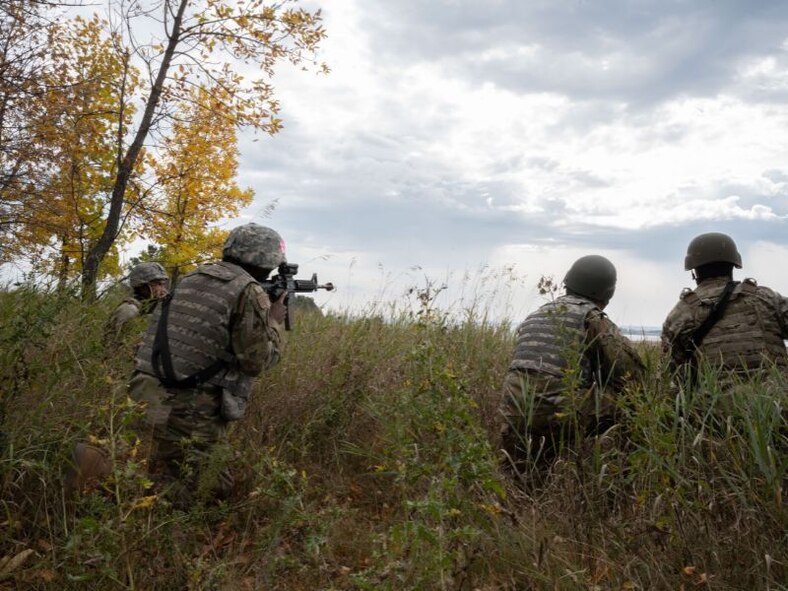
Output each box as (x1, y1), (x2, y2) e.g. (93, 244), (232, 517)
(563, 255), (617, 304)
(129, 262), (168, 288)
(684, 232), (742, 270)
(222, 223), (286, 270)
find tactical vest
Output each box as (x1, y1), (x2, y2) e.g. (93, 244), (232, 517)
(509, 294), (597, 388)
(135, 261), (256, 387)
(683, 280), (788, 371)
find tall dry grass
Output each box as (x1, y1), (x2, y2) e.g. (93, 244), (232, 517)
(0, 279), (785, 590)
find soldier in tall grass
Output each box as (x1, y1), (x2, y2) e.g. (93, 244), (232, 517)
(662, 232), (788, 384)
(68, 263), (171, 495)
(105, 262), (170, 341)
(128, 223), (287, 508)
(499, 255), (645, 478)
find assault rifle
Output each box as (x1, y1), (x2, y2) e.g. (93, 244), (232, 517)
(261, 262), (334, 330)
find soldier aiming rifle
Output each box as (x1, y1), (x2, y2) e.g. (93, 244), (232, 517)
(126, 223), (335, 507)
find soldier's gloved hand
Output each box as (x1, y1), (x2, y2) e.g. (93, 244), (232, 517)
(269, 292), (288, 325)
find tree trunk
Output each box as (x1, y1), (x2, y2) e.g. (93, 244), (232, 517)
(80, 0), (190, 299)
(57, 235), (69, 290)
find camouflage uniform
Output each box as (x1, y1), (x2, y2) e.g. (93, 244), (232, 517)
(108, 299), (143, 336)
(129, 260), (283, 506)
(69, 266), (168, 496)
(105, 299), (159, 352)
(105, 262), (168, 345)
(662, 277), (788, 378)
(500, 294), (644, 469)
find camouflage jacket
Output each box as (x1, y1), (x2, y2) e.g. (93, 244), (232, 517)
(661, 277), (788, 374)
(230, 281), (284, 376)
(584, 307), (646, 391)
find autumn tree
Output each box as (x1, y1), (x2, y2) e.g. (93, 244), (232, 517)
(78, 0), (327, 297)
(0, 4), (140, 281)
(17, 15), (141, 285)
(143, 85), (254, 283)
(0, 0), (52, 262)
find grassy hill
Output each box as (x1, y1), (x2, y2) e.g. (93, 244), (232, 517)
(0, 286), (785, 590)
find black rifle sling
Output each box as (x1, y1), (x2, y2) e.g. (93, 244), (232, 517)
(151, 293), (226, 388)
(690, 280), (739, 350)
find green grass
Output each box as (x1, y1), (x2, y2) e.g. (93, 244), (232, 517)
(0, 284), (785, 590)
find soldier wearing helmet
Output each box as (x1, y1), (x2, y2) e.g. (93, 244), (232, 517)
(499, 255), (644, 475)
(106, 262), (170, 340)
(67, 262), (172, 496)
(662, 232), (788, 379)
(128, 223), (287, 507)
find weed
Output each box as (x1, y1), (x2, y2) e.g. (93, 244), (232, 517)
(0, 279), (785, 590)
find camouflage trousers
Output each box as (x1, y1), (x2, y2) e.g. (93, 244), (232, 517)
(498, 370), (619, 474)
(128, 372), (234, 508)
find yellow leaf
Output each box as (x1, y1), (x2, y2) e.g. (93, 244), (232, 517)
(480, 503), (502, 515)
(130, 495), (158, 510)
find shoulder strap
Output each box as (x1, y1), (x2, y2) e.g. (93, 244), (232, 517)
(151, 294), (227, 388)
(690, 280), (739, 349)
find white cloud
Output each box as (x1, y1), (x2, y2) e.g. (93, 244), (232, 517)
(580, 196), (783, 229)
(228, 0), (788, 328)
(742, 241), (788, 296)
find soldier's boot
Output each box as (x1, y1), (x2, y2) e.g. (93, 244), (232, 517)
(64, 442), (113, 497)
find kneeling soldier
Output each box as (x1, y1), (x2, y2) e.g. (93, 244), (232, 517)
(500, 255), (644, 475)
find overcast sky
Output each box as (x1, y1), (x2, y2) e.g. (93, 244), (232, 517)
(232, 0), (788, 329)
